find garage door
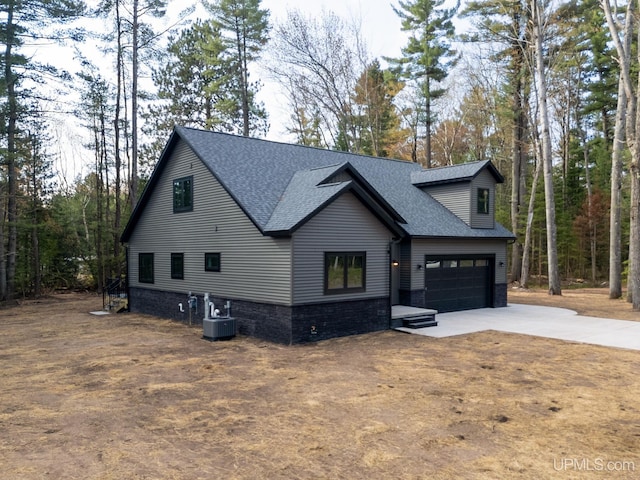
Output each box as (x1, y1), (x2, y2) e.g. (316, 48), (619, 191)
(424, 256), (493, 313)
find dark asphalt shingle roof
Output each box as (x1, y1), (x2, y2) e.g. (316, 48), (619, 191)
(411, 160), (504, 186)
(264, 165), (351, 233)
(122, 126), (515, 241)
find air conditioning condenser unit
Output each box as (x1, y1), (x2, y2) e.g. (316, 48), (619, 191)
(203, 317), (236, 340)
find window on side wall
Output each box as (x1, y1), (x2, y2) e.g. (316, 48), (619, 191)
(205, 252), (221, 272)
(325, 252), (366, 294)
(173, 176), (193, 212)
(477, 188), (490, 214)
(139, 253), (154, 283)
(171, 253), (184, 279)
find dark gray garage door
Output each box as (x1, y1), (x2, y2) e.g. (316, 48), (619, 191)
(424, 256), (493, 313)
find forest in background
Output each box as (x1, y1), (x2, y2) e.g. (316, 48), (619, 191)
(0, 0), (638, 310)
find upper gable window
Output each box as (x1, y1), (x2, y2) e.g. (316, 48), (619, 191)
(173, 176), (193, 213)
(477, 188), (490, 215)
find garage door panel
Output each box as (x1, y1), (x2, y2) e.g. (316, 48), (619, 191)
(424, 256), (493, 313)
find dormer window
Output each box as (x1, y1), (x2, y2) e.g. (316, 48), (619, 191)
(477, 188), (490, 214)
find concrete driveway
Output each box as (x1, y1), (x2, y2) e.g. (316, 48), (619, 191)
(396, 303), (640, 351)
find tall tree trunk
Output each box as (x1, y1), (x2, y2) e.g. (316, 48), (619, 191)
(424, 78), (432, 168)
(0, 182), (6, 299)
(510, 72), (526, 284)
(4, 1), (18, 300)
(113, 0), (123, 277)
(130, 0), (139, 209)
(521, 155), (542, 289)
(609, 76), (626, 298)
(603, 0), (638, 307)
(603, 0), (632, 299)
(583, 144), (597, 284)
(630, 150), (640, 309)
(532, 0), (561, 295)
(630, 40), (640, 309)
(31, 210), (40, 297)
(31, 135), (41, 297)
(237, 23), (250, 136)
(95, 115), (104, 293)
(99, 109), (107, 291)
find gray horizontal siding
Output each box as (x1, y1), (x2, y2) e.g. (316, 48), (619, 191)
(471, 169), (496, 229)
(422, 182), (470, 224)
(127, 139), (292, 304)
(410, 238), (508, 290)
(399, 240), (412, 290)
(292, 191), (393, 304)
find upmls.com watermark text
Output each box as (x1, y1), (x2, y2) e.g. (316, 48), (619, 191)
(553, 457), (635, 472)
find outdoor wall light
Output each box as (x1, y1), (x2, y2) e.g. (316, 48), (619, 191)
(499, 261), (505, 267)
(392, 259), (399, 267)
(417, 264), (423, 270)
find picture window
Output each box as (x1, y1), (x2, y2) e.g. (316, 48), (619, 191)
(325, 252), (366, 294)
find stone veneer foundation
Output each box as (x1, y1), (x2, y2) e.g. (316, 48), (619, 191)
(129, 287), (390, 344)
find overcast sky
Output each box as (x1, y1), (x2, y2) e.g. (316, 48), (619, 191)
(256, 0), (408, 141)
(262, 0), (406, 59)
(41, 0), (418, 181)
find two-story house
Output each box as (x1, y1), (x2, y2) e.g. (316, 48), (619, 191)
(121, 126), (515, 344)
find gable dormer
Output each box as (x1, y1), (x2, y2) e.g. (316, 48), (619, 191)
(411, 160), (504, 229)
(264, 161), (406, 237)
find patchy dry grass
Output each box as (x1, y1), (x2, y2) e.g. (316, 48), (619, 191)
(0, 291), (639, 479)
(508, 286), (639, 321)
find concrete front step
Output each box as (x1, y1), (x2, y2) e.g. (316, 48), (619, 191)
(402, 316), (438, 329)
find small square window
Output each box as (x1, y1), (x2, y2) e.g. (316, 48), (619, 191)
(205, 253), (221, 272)
(173, 176), (193, 212)
(171, 253), (184, 279)
(139, 253), (154, 283)
(325, 252), (366, 294)
(477, 188), (490, 214)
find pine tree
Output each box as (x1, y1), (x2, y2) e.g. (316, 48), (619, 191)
(204, 0), (270, 137)
(353, 61), (405, 158)
(461, 0), (531, 284)
(0, 0), (86, 301)
(20, 119), (56, 298)
(388, 0), (459, 167)
(142, 20), (237, 163)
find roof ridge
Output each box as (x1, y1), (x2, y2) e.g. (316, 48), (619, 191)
(175, 125), (420, 167)
(416, 159), (490, 172)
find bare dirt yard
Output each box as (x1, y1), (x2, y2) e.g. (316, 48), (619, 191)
(1, 290), (639, 479)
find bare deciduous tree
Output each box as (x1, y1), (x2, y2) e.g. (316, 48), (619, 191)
(602, 0), (640, 309)
(531, 0), (561, 295)
(268, 9), (368, 151)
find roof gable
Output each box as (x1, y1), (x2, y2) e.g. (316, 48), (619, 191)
(121, 127), (515, 243)
(121, 129), (181, 242)
(264, 162), (406, 236)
